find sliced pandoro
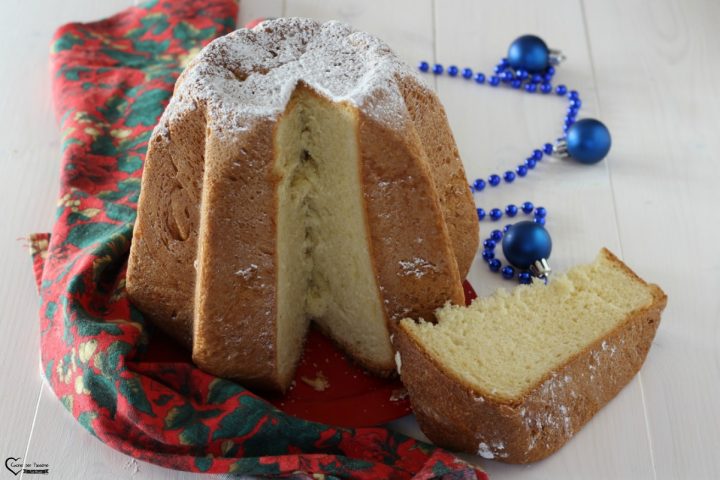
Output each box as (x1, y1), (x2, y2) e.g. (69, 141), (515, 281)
(395, 248), (667, 463)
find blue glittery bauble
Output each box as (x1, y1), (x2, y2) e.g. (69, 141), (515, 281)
(502, 221), (552, 270)
(507, 35), (549, 73)
(567, 118), (612, 164)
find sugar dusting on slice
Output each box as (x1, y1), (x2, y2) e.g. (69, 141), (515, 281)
(397, 258), (438, 278)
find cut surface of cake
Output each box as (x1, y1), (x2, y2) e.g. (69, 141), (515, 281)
(126, 18), (478, 392)
(395, 248), (666, 463)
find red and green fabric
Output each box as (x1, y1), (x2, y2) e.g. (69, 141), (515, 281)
(28, 0), (488, 478)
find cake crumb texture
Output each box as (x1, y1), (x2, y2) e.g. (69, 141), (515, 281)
(397, 248), (667, 463)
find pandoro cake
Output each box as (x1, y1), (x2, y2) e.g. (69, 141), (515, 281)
(126, 18), (478, 392)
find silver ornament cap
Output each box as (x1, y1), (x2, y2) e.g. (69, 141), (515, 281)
(529, 258), (552, 283)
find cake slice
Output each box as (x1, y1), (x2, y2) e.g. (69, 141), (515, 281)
(395, 248), (667, 463)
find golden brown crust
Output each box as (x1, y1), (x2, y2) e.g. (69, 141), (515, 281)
(126, 104), (205, 349)
(191, 117), (286, 392)
(359, 108), (466, 330)
(397, 75), (479, 280)
(395, 250), (667, 463)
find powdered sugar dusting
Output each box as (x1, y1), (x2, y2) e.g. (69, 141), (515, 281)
(397, 258), (438, 278)
(235, 264), (258, 279)
(477, 440), (508, 459)
(520, 372), (575, 453)
(159, 18), (421, 139)
(477, 442), (494, 459)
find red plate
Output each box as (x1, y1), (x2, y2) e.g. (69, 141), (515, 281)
(143, 281), (477, 428)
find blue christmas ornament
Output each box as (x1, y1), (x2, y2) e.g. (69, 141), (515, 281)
(501, 221), (552, 270)
(507, 35), (550, 73)
(566, 118), (612, 164)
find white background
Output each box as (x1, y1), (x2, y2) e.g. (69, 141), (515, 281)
(1, 0), (718, 478)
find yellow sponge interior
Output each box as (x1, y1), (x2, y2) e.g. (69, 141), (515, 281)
(400, 249), (655, 401)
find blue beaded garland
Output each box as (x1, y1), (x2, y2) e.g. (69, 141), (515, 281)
(415, 51), (600, 202)
(414, 40), (608, 284)
(507, 35), (550, 73)
(477, 209), (552, 284)
(566, 118), (612, 164)
(502, 220), (552, 270)
(501, 265), (515, 279)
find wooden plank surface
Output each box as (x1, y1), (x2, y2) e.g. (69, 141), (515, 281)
(1, 0), (717, 478)
(431, 1), (655, 478)
(0, 0), (132, 475)
(582, 0), (720, 478)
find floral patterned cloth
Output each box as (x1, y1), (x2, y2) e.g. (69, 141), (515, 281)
(27, 0), (488, 478)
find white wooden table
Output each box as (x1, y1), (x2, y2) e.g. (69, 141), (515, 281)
(2, 0), (718, 478)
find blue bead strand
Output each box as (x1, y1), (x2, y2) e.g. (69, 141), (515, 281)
(415, 56), (575, 285)
(416, 59), (581, 197)
(478, 204), (549, 284)
(476, 202), (547, 225)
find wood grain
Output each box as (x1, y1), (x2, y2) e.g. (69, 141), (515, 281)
(583, 0), (720, 477)
(284, 0), (434, 69)
(0, 0), (130, 473)
(389, 1), (655, 478)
